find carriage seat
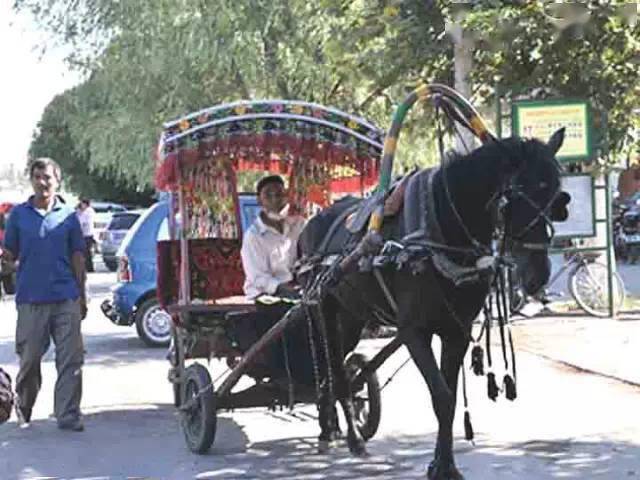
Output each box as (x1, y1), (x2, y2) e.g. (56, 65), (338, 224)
(346, 172), (415, 234)
(157, 238), (246, 308)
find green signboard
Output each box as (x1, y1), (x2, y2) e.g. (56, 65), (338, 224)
(512, 99), (593, 163)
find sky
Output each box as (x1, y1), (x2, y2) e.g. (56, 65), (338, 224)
(0, 1), (81, 173)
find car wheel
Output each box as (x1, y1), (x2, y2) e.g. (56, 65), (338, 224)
(104, 258), (118, 272)
(135, 298), (171, 347)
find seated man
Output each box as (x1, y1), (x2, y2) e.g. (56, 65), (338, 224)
(241, 174), (305, 303)
(240, 175), (312, 382)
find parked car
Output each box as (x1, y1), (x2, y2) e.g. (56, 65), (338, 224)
(100, 195), (260, 347)
(100, 210), (143, 271)
(101, 201), (171, 347)
(92, 201), (127, 252)
(0, 202), (14, 244)
(0, 203), (16, 296)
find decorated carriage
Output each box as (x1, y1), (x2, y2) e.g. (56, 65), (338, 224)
(155, 100), (391, 453)
(154, 83), (571, 480)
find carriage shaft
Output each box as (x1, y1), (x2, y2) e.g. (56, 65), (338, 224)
(216, 305), (305, 398)
(352, 336), (402, 390)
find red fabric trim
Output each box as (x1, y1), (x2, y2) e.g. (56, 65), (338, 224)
(156, 133), (380, 194)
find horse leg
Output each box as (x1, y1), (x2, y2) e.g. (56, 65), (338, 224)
(317, 389), (337, 453)
(334, 357), (368, 456)
(401, 328), (460, 480)
(316, 301), (344, 453)
(317, 300), (367, 457)
(428, 338), (468, 480)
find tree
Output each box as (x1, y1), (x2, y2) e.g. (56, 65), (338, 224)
(462, 1), (640, 160)
(16, 0), (456, 176)
(29, 89), (155, 205)
(16, 0), (640, 178)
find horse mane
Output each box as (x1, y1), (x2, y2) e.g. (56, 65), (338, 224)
(431, 137), (542, 250)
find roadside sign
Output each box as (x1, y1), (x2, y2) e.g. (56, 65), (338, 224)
(553, 174), (596, 238)
(512, 100), (592, 162)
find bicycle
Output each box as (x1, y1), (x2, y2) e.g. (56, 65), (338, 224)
(510, 251), (626, 317)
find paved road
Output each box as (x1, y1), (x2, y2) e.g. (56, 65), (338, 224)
(1, 264), (639, 479)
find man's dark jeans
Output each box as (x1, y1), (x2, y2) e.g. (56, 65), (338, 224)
(84, 236), (94, 272)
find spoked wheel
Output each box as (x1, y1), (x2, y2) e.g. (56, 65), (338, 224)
(569, 262), (626, 317)
(345, 353), (381, 441)
(180, 363), (217, 454)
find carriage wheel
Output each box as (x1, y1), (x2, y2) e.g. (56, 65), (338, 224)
(345, 353), (381, 441)
(180, 363), (217, 454)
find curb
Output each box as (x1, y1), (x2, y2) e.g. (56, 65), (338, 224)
(519, 346), (640, 389)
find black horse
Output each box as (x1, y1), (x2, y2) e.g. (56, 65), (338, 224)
(297, 129), (569, 479)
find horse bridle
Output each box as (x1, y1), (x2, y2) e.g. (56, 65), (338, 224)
(502, 184), (561, 248)
(435, 100), (568, 259)
(443, 149), (566, 258)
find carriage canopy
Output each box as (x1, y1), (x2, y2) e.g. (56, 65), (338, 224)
(155, 100), (384, 239)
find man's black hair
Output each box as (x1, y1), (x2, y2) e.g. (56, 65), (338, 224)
(28, 157), (62, 181)
(256, 175), (285, 195)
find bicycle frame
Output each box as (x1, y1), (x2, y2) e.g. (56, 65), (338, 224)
(538, 251), (584, 296)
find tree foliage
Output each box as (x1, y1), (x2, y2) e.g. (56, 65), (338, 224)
(29, 90), (155, 205)
(15, 0), (640, 193)
(463, 1), (640, 160)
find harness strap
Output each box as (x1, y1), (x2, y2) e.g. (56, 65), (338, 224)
(373, 268), (398, 314)
(436, 106), (492, 257)
(317, 202), (361, 256)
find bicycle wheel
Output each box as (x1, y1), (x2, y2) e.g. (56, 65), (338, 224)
(569, 262), (625, 317)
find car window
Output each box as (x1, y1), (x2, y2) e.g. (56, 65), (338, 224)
(108, 213), (140, 230)
(157, 218), (169, 241)
(93, 203), (126, 213)
(157, 214), (181, 241)
(238, 194), (260, 234)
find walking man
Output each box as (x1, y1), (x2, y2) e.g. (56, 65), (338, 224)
(1, 157), (87, 431)
(76, 198), (96, 272)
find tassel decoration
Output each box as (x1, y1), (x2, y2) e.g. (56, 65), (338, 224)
(471, 344), (484, 376)
(464, 410), (474, 442)
(487, 372), (499, 401)
(503, 374), (517, 401)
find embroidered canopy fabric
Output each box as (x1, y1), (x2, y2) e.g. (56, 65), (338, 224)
(156, 100), (384, 239)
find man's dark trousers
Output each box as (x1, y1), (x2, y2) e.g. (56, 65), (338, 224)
(15, 300), (83, 424)
(84, 236), (94, 272)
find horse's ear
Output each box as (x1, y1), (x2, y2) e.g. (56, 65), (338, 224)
(548, 128), (566, 156)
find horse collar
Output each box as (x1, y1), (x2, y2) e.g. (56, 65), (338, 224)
(421, 167), (496, 286)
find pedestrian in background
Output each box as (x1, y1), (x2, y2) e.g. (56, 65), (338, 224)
(1, 157), (87, 432)
(76, 198), (96, 273)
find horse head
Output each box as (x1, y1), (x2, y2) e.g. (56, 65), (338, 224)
(498, 128), (571, 295)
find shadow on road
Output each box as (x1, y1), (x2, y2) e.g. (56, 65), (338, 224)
(191, 434), (640, 480)
(0, 403), (249, 480)
(1, 401), (638, 480)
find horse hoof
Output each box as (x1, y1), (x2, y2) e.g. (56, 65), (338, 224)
(427, 459), (464, 480)
(348, 441), (369, 458)
(318, 440), (335, 454)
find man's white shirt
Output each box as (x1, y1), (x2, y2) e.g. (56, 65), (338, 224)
(77, 207), (95, 237)
(241, 214), (305, 300)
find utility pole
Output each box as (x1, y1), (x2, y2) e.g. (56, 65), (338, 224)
(447, 9), (477, 153)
